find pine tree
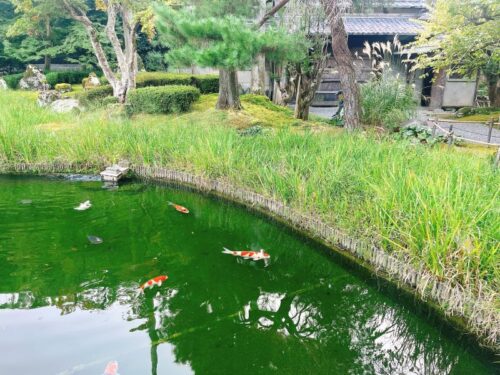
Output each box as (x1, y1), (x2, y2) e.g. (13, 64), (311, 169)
(155, 4), (305, 110)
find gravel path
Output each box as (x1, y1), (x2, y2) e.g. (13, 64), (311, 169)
(294, 106), (500, 145)
(431, 121), (500, 145)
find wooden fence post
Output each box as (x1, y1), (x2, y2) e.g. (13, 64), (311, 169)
(487, 118), (494, 144)
(495, 147), (500, 169)
(447, 123), (454, 148)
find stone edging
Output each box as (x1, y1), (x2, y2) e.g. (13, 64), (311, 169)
(2, 162), (498, 350)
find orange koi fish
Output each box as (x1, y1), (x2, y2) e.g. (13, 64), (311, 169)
(222, 248), (270, 261)
(140, 275), (168, 290)
(103, 361), (119, 375)
(168, 201), (189, 214)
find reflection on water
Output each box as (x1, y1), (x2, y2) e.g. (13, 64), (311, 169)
(0, 176), (496, 375)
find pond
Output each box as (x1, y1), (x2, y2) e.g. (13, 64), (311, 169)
(0, 175), (496, 375)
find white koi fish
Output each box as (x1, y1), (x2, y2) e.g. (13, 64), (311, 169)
(74, 200), (92, 211)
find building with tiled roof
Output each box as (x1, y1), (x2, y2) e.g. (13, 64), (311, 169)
(344, 15), (421, 36)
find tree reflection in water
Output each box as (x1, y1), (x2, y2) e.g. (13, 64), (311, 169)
(0, 177), (495, 374)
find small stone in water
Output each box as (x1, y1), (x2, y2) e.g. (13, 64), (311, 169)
(19, 199), (32, 205)
(87, 235), (103, 245)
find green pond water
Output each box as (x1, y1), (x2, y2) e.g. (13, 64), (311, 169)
(0, 175), (496, 375)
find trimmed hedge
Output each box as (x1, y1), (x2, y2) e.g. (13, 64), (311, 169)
(45, 71), (92, 87)
(77, 72), (217, 106)
(126, 85), (200, 115)
(135, 72), (219, 94)
(2, 73), (24, 89)
(78, 85), (114, 106)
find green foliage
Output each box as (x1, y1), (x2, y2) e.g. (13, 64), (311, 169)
(191, 75), (219, 94)
(102, 96), (119, 106)
(2, 72), (23, 88)
(135, 72), (219, 93)
(46, 70), (91, 86)
(77, 72), (219, 105)
(155, 6), (307, 70)
(456, 106), (500, 118)
(242, 94), (293, 115)
(360, 73), (416, 129)
(54, 83), (72, 92)
(78, 85), (114, 107)
(412, 0), (499, 76)
(126, 85), (200, 115)
(401, 125), (445, 145)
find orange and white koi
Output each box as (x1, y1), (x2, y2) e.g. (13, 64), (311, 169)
(168, 201), (189, 214)
(103, 361), (119, 375)
(140, 275), (168, 290)
(222, 248), (270, 261)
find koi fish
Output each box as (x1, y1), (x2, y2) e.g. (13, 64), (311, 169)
(74, 200), (91, 211)
(222, 248), (270, 261)
(168, 201), (189, 214)
(140, 275), (168, 290)
(103, 361), (119, 375)
(87, 235), (103, 245)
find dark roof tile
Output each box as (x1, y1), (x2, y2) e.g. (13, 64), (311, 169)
(344, 15), (422, 35)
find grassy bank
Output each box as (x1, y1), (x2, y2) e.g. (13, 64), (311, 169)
(0, 91), (498, 304)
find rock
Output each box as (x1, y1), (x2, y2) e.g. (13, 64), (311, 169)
(82, 72), (101, 90)
(50, 99), (81, 113)
(55, 83), (72, 93)
(19, 64), (49, 91)
(0, 77), (7, 90)
(38, 90), (61, 107)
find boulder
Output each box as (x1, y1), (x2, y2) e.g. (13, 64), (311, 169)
(19, 65), (49, 91)
(82, 72), (101, 90)
(55, 83), (72, 93)
(38, 90), (61, 107)
(0, 77), (7, 90)
(50, 99), (81, 113)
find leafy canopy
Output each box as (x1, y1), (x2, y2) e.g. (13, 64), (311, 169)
(155, 5), (307, 70)
(412, 0), (500, 75)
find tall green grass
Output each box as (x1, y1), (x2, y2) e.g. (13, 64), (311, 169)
(361, 72), (416, 129)
(0, 91), (498, 295)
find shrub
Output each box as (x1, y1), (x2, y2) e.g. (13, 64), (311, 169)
(135, 72), (219, 93)
(55, 83), (72, 92)
(78, 85), (114, 106)
(45, 71), (92, 87)
(144, 51), (169, 72)
(126, 85), (200, 115)
(191, 75), (219, 94)
(102, 96), (119, 106)
(361, 72), (416, 130)
(2, 73), (24, 89)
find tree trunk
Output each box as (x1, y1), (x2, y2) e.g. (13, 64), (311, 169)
(63, 1), (138, 103)
(321, 0), (360, 131)
(430, 68), (446, 109)
(44, 55), (51, 72)
(251, 54), (266, 95)
(216, 69), (242, 110)
(295, 96), (310, 120)
(486, 73), (499, 107)
(44, 17), (51, 71)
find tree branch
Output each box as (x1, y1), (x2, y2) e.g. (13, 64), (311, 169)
(257, 0), (291, 29)
(105, 3), (127, 74)
(62, 0), (117, 87)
